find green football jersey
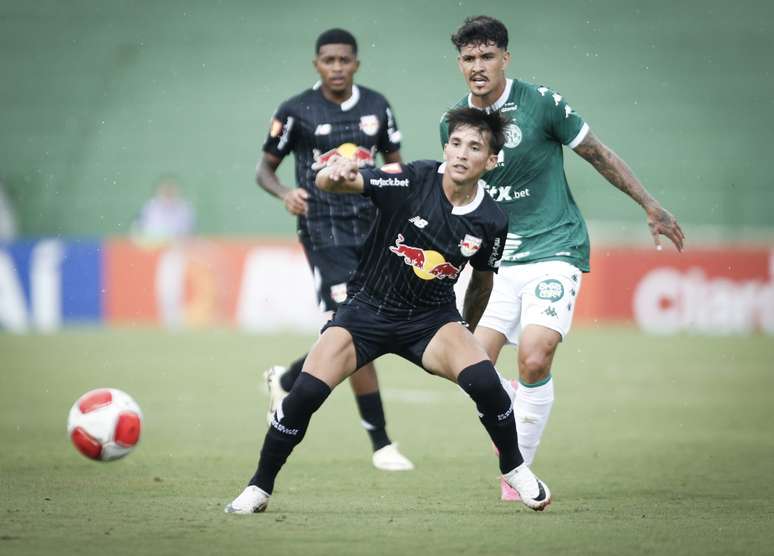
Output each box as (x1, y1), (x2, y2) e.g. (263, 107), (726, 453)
(440, 79), (590, 271)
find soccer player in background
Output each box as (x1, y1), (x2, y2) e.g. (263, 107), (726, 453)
(256, 28), (413, 471)
(227, 107), (554, 514)
(441, 16), (685, 500)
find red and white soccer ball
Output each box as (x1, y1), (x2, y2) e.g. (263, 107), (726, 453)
(67, 388), (143, 461)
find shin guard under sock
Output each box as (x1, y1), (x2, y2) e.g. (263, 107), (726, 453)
(458, 360), (523, 474)
(250, 372), (331, 494)
(516, 375), (554, 466)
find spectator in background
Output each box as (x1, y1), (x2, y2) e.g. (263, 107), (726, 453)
(0, 180), (18, 241)
(132, 176), (195, 243)
(132, 176), (196, 329)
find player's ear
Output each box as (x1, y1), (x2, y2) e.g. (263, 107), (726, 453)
(442, 143), (449, 160)
(502, 49), (511, 70)
(485, 152), (498, 171)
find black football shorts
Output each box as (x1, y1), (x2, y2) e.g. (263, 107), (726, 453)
(321, 300), (464, 370)
(301, 242), (362, 312)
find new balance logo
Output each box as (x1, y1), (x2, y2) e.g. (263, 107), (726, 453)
(409, 216), (428, 229)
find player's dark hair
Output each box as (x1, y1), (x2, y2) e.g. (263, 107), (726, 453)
(451, 16), (508, 51)
(315, 28), (358, 55)
(446, 107), (507, 154)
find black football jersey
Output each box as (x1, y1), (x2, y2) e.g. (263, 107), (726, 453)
(348, 160), (508, 316)
(262, 84), (401, 249)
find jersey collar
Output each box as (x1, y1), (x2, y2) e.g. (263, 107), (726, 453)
(437, 163), (486, 215)
(467, 78), (513, 113)
(312, 81), (361, 111)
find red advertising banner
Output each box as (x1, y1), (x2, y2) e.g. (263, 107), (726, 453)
(576, 247), (773, 334)
(104, 238), (318, 330)
(102, 239), (774, 335)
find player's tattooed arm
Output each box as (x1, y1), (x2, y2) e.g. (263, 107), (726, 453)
(256, 152), (309, 216)
(315, 158), (364, 194)
(462, 270), (494, 331)
(574, 131), (685, 251)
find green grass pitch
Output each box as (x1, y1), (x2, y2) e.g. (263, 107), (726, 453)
(1, 327), (773, 555)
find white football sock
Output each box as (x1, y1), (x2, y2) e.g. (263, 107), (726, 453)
(496, 370), (517, 402)
(515, 377), (554, 466)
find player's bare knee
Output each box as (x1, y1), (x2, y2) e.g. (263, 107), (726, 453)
(518, 351), (551, 383)
(348, 362), (379, 394)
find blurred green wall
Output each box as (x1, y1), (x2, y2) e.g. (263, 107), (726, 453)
(2, 0), (773, 240)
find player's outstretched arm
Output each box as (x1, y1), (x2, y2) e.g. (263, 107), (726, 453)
(462, 270), (494, 332)
(315, 158), (364, 194)
(573, 131), (685, 252)
(256, 152), (309, 216)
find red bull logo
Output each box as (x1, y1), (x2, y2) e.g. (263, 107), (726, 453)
(459, 234), (482, 257)
(427, 261), (459, 279)
(311, 143), (375, 170)
(389, 234), (426, 268)
(388, 234), (460, 281)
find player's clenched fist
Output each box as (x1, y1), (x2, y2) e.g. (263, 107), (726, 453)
(327, 157), (359, 183)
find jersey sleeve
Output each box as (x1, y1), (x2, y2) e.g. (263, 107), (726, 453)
(261, 100), (296, 159)
(469, 216), (508, 272)
(376, 100), (402, 154)
(360, 162), (415, 212)
(536, 85), (589, 149)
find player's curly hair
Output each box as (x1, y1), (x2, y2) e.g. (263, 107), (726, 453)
(316, 28), (358, 55)
(451, 16), (508, 51)
(446, 107), (507, 154)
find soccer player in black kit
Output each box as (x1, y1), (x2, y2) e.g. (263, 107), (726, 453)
(227, 107), (553, 514)
(256, 29), (413, 471)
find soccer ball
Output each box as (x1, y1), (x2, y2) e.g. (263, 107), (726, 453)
(67, 388), (143, 461)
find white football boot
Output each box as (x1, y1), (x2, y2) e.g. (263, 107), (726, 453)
(224, 485), (270, 514)
(502, 463), (552, 511)
(263, 366), (289, 426)
(372, 443), (415, 471)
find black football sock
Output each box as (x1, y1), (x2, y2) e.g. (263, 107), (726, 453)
(457, 360), (523, 474)
(355, 392), (391, 451)
(279, 354), (307, 392)
(249, 372), (331, 494)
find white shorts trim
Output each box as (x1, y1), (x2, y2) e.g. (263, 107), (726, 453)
(478, 260), (582, 346)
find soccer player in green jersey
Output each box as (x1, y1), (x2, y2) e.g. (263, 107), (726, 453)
(441, 15), (685, 501)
